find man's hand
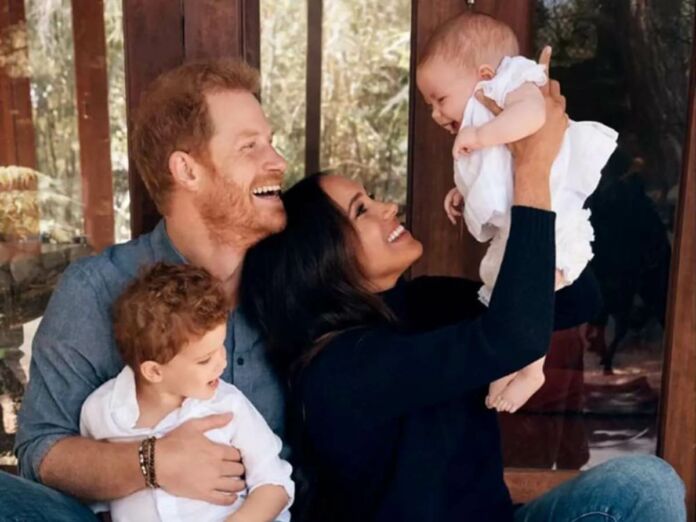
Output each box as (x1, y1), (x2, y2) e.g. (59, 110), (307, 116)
(157, 413), (246, 506)
(474, 46), (566, 174)
(475, 46), (567, 209)
(452, 126), (483, 158)
(443, 187), (464, 225)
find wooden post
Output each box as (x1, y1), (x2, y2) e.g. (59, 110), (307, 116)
(122, 0), (184, 237)
(123, 0), (261, 237)
(659, 11), (696, 520)
(183, 0), (260, 66)
(71, 0), (115, 252)
(0, 0), (37, 170)
(305, 0), (322, 175)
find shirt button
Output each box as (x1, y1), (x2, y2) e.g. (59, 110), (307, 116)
(236, 357), (245, 366)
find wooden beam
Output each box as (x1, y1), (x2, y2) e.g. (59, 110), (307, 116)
(407, 0), (534, 280)
(0, 0), (37, 170)
(122, 0), (185, 237)
(242, 0), (261, 69)
(504, 468), (579, 504)
(659, 10), (696, 520)
(71, 0), (115, 252)
(305, 0), (322, 175)
(123, 0), (261, 237)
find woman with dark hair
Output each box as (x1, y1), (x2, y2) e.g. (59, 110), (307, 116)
(241, 66), (685, 521)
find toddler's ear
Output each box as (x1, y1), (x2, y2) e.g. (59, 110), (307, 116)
(140, 360), (164, 384)
(478, 64), (495, 80)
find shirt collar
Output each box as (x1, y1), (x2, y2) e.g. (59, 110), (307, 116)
(110, 366), (144, 430)
(232, 308), (261, 353)
(379, 277), (409, 320)
(151, 220), (261, 348)
(110, 365), (219, 431)
(150, 219), (188, 265)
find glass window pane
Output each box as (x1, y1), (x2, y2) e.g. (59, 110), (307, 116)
(27, 0), (83, 244)
(321, 0), (411, 209)
(105, 0), (129, 243)
(0, 0), (126, 467)
(500, 0), (694, 470)
(260, 0), (411, 210)
(261, 0), (308, 187)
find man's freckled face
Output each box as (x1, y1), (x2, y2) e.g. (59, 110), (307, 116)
(416, 57), (479, 135)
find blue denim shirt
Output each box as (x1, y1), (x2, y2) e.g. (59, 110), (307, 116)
(14, 221), (286, 482)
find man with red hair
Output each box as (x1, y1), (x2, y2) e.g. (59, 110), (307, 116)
(3, 59), (287, 520)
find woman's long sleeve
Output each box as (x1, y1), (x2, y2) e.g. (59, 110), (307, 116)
(302, 206), (556, 428)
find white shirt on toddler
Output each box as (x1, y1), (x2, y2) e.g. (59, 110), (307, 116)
(80, 366), (294, 522)
(454, 55), (618, 304)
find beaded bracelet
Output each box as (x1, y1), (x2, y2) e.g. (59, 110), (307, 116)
(138, 436), (160, 489)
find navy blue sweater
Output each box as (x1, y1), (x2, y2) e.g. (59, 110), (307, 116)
(294, 207), (599, 521)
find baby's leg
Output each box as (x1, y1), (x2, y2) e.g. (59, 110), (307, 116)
(486, 373), (517, 409)
(491, 357), (546, 413)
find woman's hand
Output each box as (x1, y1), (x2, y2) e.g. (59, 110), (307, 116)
(475, 46), (568, 210)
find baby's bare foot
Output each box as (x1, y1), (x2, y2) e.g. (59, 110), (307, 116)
(486, 374), (516, 409)
(493, 371), (545, 413)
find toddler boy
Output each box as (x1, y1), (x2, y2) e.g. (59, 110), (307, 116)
(80, 262), (294, 522)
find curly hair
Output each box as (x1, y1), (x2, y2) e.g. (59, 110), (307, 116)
(130, 59), (260, 214)
(113, 262), (230, 369)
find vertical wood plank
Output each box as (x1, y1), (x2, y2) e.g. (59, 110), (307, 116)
(0, 0), (37, 170)
(183, 0), (260, 66)
(71, 0), (115, 252)
(0, 67), (17, 165)
(305, 0), (322, 175)
(243, 0), (261, 69)
(123, 0), (261, 237)
(184, 0), (241, 61)
(407, 0), (533, 279)
(122, 0), (185, 237)
(659, 11), (696, 520)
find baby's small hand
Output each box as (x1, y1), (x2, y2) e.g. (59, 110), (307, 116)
(452, 126), (482, 158)
(443, 187), (464, 225)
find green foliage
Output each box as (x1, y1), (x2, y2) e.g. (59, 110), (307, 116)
(104, 0), (130, 242)
(261, 0), (411, 207)
(261, 0), (308, 186)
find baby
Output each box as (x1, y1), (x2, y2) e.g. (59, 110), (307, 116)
(416, 12), (617, 413)
(80, 262), (294, 522)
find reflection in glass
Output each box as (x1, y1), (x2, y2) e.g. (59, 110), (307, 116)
(500, 0), (694, 470)
(0, 0), (126, 466)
